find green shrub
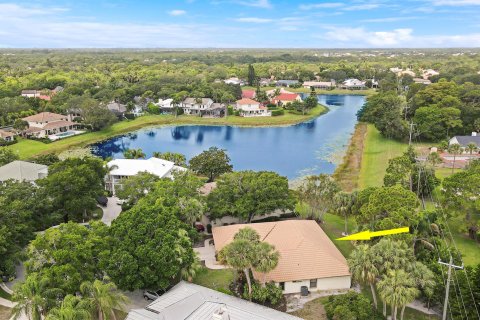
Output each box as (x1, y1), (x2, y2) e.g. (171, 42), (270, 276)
(271, 109), (285, 116)
(0, 139), (17, 147)
(234, 110), (240, 116)
(243, 282), (283, 305)
(324, 292), (385, 320)
(227, 106), (234, 115)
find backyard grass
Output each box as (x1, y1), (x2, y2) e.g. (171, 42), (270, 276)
(0, 306), (11, 320)
(0, 288), (11, 300)
(192, 267), (234, 294)
(322, 213), (356, 257)
(7, 105), (328, 159)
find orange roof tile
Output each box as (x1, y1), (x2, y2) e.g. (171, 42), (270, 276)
(212, 220), (350, 283)
(236, 98), (259, 105)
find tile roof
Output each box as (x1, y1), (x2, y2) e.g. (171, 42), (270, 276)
(236, 98), (259, 105)
(213, 220), (350, 283)
(22, 112), (68, 123)
(274, 93), (299, 101)
(41, 120), (77, 130)
(0, 129), (15, 138)
(126, 281), (301, 320)
(242, 90), (256, 99)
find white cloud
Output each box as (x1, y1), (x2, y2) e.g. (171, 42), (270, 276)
(430, 0), (480, 5)
(0, 3), (69, 18)
(236, 0), (272, 8)
(234, 17), (272, 23)
(361, 16), (419, 23)
(343, 4), (379, 11)
(168, 10), (187, 16)
(299, 2), (345, 10)
(321, 27), (413, 46)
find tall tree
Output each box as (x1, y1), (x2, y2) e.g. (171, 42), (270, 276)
(296, 174), (340, 222)
(447, 143), (462, 173)
(189, 147), (233, 182)
(253, 242), (279, 286)
(115, 172), (160, 206)
(348, 245), (379, 309)
(207, 171), (295, 222)
(123, 148), (146, 159)
(0, 147), (19, 166)
(247, 64), (256, 86)
(45, 295), (92, 320)
(377, 269), (418, 320)
(152, 151), (187, 166)
(80, 280), (128, 320)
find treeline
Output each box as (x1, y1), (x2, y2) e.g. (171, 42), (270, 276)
(358, 80), (480, 141)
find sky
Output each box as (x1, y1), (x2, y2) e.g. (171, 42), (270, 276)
(0, 0), (479, 48)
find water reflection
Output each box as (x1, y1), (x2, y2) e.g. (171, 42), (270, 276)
(92, 95), (365, 179)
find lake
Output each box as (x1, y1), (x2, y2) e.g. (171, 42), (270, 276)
(92, 95), (365, 180)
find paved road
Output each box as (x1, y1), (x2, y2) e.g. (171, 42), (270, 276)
(101, 197), (122, 226)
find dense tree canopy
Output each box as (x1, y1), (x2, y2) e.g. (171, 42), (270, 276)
(189, 147), (233, 182)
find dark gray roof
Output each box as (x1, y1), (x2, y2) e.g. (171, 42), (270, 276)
(126, 281), (301, 320)
(453, 136), (480, 146)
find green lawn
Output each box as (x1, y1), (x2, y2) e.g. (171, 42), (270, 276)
(358, 124), (409, 189)
(192, 268), (234, 294)
(0, 287), (11, 300)
(7, 105), (328, 159)
(322, 213), (357, 258)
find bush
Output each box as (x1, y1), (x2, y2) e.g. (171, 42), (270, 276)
(124, 113), (135, 120)
(234, 110), (240, 116)
(266, 103), (277, 110)
(288, 109), (303, 115)
(271, 109), (285, 116)
(28, 136), (52, 144)
(243, 282), (283, 306)
(0, 139), (17, 147)
(324, 292), (385, 320)
(227, 106), (234, 115)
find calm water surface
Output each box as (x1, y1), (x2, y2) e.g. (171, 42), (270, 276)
(92, 95), (365, 180)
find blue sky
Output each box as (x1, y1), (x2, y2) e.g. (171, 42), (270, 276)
(0, 0), (479, 48)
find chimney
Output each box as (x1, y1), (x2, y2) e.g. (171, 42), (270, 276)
(473, 132), (477, 137)
(212, 306), (230, 320)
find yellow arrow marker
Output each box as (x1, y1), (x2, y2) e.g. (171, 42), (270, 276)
(336, 227), (410, 241)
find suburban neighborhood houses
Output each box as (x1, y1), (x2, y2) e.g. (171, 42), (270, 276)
(22, 112), (81, 139)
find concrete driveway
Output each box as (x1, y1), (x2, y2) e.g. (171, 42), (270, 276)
(194, 239), (225, 270)
(101, 197), (122, 226)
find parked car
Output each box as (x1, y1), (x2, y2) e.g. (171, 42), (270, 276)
(194, 223), (205, 232)
(143, 285), (174, 301)
(96, 196), (108, 207)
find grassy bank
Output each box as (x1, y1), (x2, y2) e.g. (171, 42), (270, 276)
(333, 122), (368, 191)
(7, 105), (328, 159)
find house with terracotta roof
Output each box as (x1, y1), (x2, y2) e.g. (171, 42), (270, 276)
(212, 220), (351, 294)
(0, 129), (15, 142)
(241, 89), (256, 99)
(235, 98), (271, 117)
(22, 112), (79, 138)
(271, 93), (302, 107)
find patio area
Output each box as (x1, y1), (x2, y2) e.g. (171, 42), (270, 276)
(48, 130), (85, 141)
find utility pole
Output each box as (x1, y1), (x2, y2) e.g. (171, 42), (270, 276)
(439, 256), (464, 320)
(408, 122), (415, 145)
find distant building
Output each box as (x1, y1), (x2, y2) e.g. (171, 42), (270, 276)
(276, 80), (299, 87)
(422, 69), (439, 79)
(0, 161), (48, 182)
(224, 77), (245, 86)
(241, 89), (256, 99)
(341, 79), (366, 90)
(22, 112), (79, 138)
(213, 220), (351, 294)
(413, 78), (431, 85)
(107, 101), (128, 117)
(449, 132), (480, 149)
(126, 281), (301, 320)
(0, 129), (15, 142)
(21, 90), (40, 98)
(259, 78), (273, 86)
(181, 98), (225, 117)
(235, 98), (271, 117)
(271, 93), (302, 106)
(302, 81), (335, 90)
(105, 157), (186, 194)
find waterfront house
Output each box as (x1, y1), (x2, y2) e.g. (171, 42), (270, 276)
(235, 98), (271, 117)
(276, 80), (299, 87)
(181, 98), (225, 117)
(22, 112), (79, 138)
(341, 79), (366, 90)
(449, 132), (480, 150)
(107, 101), (128, 118)
(212, 220), (351, 294)
(155, 98), (174, 113)
(0, 129), (15, 142)
(126, 281), (301, 320)
(413, 78), (432, 85)
(271, 93), (302, 107)
(0, 161), (48, 182)
(105, 157), (186, 194)
(302, 81), (335, 90)
(224, 77), (245, 86)
(241, 89), (256, 99)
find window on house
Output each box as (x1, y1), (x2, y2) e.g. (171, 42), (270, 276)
(310, 279), (317, 289)
(279, 282), (285, 290)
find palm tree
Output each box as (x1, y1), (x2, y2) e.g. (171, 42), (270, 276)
(334, 192), (355, 235)
(466, 142), (478, 155)
(12, 273), (62, 320)
(46, 295), (92, 320)
(411, 262), (435, 312)
(219, 239), (256, 299)
(123, 148), (145, 159)
(80, 280), (128, 320)
(448, 143), (462, 174)
(348, 244), (379, 309)
(180, 252), (202, 282)
(426, 151), (442, 167)
(177, 197), (205, 225)
(377, 269), (418, 320)
(253, 242), (280, 286)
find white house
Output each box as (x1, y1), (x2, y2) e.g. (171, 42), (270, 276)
(0, 129), (15, 142)
(235, 98), (271, 117)
(0, 161), (48, 182)
(22, 112), (79, 138)
(126, 282), (301, 320)
(105, 157), (186, 194)
(413, 78), (432, 85)
(449, 132), (480, 149)
(223, 77), (245, 85)
(181, 98), (225, 117)
(155, 98), (174, 112)
(422, 69), (439, 79)
(303, 81), (335, 89)
(341, 79), (366, 90)
(213, 220), (351, 294)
